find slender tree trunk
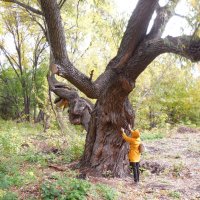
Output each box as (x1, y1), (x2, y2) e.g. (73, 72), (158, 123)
(44, 113), (50, 132)
(35, 109), (44, 123)
(55, 106), (67, 134)
(33, 104), (37, 123)
(24, 94), (30, 121)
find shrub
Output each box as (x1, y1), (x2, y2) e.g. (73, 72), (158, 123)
(41, 177), (91, 200)
(141, 129), (164, 141)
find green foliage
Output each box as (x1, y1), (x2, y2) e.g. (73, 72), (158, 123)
(0, 190), (18, 200)
(168, 190), (181, 199)
(41, 178), (91, 200)
(131, 55), (200, 129)
(0, 68), (23, 120)
(0, 122), (22, 155)
(41, 175), (118, 200)
(0, 119), (43, 199)
(141, 128), (166, 141)
(171, 162), (184, 177)
(0, 6), (49, 121)
(63, 138), (85, 163)
(24, 151), (48, 166)
(61, 0), (123, 79)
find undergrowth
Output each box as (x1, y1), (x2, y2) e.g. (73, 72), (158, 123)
(41, 175), (118, 200)
(0, 119), (118, 199)
(1, 118), (192, 199)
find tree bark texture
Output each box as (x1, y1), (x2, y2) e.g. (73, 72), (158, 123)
(39, 0), (200, 177)
(81, 77), (135, 176)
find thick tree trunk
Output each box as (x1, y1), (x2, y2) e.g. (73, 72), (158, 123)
(81, 76), (135, 177)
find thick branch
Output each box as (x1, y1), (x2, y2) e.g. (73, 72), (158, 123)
(157, 36), (200, 62)
(117, 0), (158, 57)
(2, 0), (43, 15)
(125, 35), (200, 81)
(0, 45), (21, 79)
(48, 75), (78, 101)
(148, 0), (179, 39)
(97, 0), (158, 91)
(40, 0), (98, 99)
(48, 75), (94, 131)
(59, 0), (67, 9)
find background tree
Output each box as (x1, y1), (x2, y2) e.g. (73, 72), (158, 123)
(131, 54), (200, 129)
(0, 7), (48, 121)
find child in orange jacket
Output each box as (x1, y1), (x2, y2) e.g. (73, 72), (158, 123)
(121, 125), (141, 183)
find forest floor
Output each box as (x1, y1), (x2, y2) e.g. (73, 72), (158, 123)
(2, 125), (200, 200)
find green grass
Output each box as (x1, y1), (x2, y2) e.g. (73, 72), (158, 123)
(41, 174), (118, 200)
(168, 191), (181, 199)
(141, 129), (165, 141)
(0, 118), (118, 199)
(0, 118), (183, 199)
(0, 119), (90, 199)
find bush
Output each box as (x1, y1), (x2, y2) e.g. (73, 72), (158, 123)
(0, 190), (17, 200)
(168, 191), (181, 199)
(141, 129), (165, 141)
(41, 178), (91, 200)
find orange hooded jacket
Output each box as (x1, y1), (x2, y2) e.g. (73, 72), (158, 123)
(122, 129), (141, 162)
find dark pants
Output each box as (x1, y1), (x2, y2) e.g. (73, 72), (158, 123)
(130, 162), (140, 182)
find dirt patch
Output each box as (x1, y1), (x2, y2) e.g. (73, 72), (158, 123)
(177, 126), (199, 133)
(16, 184), (40, 200)
(140, 161), (168, 174)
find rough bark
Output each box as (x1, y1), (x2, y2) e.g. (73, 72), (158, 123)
(48, 75), (93, 132)
(81, 76), (135, 177)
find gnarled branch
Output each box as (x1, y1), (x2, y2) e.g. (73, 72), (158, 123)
(48, 75), (94, 131)
(124, 35), (200, 81)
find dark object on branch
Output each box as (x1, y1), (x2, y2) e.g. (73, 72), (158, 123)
(89, 70), (94, 81)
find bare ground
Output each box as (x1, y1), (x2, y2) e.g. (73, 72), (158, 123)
(87, 127), (200, 200)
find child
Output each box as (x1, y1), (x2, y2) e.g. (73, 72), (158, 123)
(121, 125), (141, 183)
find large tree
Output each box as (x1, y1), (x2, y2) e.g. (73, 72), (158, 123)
(2, 0), (200, 177)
